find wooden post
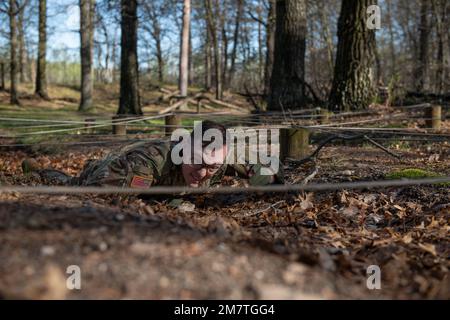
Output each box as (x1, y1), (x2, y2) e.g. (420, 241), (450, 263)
(197, 98), (201, 113)
(112, 115), (127, 135)
(280, 128), (310, 161)
(319, 108), (331, 124)
(165, 114), (181, 136)
(425, 105), (441, 130)
(84, 118), (96, 134)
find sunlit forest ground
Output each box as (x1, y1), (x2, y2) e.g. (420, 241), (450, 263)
(0, 83), (449, 299)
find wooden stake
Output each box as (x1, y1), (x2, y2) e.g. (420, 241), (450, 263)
(425, 105), (441, 130)
(112, 115), (127, 135)
(319, 109), (331, 124)
(165, 114), (182, 136)
(280, 128), (310, 161)
(84, 118), (96, 134)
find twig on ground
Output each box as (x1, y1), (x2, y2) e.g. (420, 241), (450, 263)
(363, 135), (401, 160)
(248, 200), (286, 217)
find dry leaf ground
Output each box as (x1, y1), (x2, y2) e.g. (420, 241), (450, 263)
(0, 138), (448, 299)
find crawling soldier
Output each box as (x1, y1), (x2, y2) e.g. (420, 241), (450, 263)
(22, 120), (283, 188)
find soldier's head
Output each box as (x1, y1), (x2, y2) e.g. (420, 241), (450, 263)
(181, 120), (228, 187)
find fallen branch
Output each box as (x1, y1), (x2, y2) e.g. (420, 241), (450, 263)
(205, 97), (246, 112)
(363, 135), (401, 160)
(161, 90), (180, 102)
(249, 200), (285, 217)
(187, 99), (216, 111)
(158, 92), (203, 114)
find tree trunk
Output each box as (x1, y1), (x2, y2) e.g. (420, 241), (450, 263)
(118, 0), (142, 115)
(386, 0), (396, 77)
(204, 19), (212, 91)
(264, 0), (276, 95)
(79, 0), (95, 111)
(0, 61), (5, 90)
(317, 0), (334, 77)
(111, 30), (117, 83)
(205, 0), (222, 100)
(220, 3), (228, 90)
(179, 0), (190, 97)
(156, 38), (164, 83)
(267, 0), (307, 111)
(257, 6), (264, 86)
(18, 7), (27, 83)
(35, 0), (49, 99)
(432, 0), (449, 95)
(414, 0), (430, 92)
(9, 0), (20, 105)
(374, 39), (383, 85)
(228, 0), (243, 88)
(188, 25), (194, 86)
(328, 0), (377, 112)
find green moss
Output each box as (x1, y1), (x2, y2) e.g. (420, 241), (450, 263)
(386, 168), (440, 179)
(386, 168), (449, 186)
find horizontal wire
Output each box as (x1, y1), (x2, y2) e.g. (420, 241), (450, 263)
(0, 177), (449, 195)
(0, 114), (172, 137)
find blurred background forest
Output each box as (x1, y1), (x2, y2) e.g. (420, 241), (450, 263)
(0, 0), (448, 114)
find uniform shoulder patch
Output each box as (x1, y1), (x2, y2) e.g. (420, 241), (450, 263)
(130, 175), (153, 189)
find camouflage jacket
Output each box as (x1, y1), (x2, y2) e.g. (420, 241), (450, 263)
(73, 139), (283, 188)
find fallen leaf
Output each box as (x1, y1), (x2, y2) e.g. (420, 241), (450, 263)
(418, 243), (437, 256)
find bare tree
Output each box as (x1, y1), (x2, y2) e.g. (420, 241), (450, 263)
(264, 0), (276, 95)
(414, 0), (430, 92)
(228, 0), (243, 87)
(8, 0), (21, 105)
(386, 0), (396, 77)
(203, 9), (212, 91)
(179, 0), (191, 97)
(204, 0), (222, 99)
(79, 0), (95, 111)
(0, 59), (5, 91)
(35, 0), (49, 99)
(432, 0), (449, 94)
(267, 0), (307, 110)
(328, 0), (376, 112)
(17, 4), (27, 83)
(118, 0), (141, 115)
(141, 1), (167, 83)
(317, 0), (334, 77)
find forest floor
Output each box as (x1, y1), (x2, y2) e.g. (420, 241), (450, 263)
(0, 84), (449, 299)
(0, 141), (448, 299)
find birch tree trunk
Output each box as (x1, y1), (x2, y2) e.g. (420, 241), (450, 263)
(179, 0), (191, 97)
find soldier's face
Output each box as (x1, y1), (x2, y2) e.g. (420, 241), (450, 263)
(181, 144), (227, 187)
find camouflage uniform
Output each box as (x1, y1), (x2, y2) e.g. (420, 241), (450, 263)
(37, 139), (283, 188)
